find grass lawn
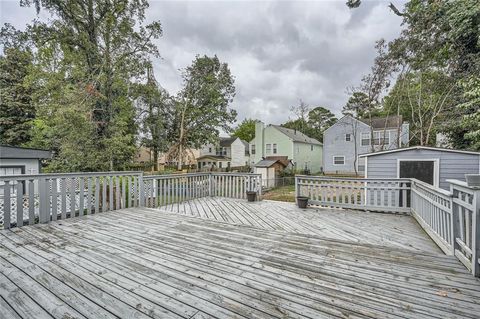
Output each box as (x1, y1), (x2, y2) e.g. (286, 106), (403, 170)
(262, 185), (296, 202)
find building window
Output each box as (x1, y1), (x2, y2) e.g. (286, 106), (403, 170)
(219, 162), (222, 168)
(266, 143), (272, 154)
(372, 131), (390, 146)
(361, 133), (370, 146)
(333, 156), (345, 165)
(251, 144), (255, 155)
(311, 145), (314, 151)
(208, 147), (212, 153)
(273, 143), (277, 154)
(345, 134), (351, 142)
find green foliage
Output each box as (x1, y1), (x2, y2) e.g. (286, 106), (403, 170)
(232, 118), (256, 142)
(168, 55), (237, 168)
(0, 47), (35, 145)
(1, 0), (163, 171)
(457, 77), (480, 150)
(282, 106), (336, 142)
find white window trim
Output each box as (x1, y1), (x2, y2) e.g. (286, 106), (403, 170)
(396, 158), (440, 188)
(266, 143), (272, 154)
(345, 133), (351, 142)
(273, 143), (277, 154)
(361, 132), (370, 146)
(333, 156), (345, 166)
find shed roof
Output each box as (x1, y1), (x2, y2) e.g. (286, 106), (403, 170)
(196, 155), (230, 161)
(0, 145), (52, 159)
(254, 159), (288, 168)
(359, 146), (480, 158)
(271, 125), (322, 145)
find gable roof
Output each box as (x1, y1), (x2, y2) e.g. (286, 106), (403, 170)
(359, 146), (480, 158)
(0, 145), (52, 159)
(359, 115), (403, 129)
(219, 137), (237, 147)
(271, 125), (322, 145)
(254, 159), (288, 168)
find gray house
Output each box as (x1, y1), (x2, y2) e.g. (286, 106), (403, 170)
(360, 146), (480, 190)
(323, 115), (409, 175)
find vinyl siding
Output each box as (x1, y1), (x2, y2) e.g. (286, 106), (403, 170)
(365, 149), (480, 189)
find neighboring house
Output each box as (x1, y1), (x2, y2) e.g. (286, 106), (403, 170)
(134, 146), (200, 170)
(253, 156), (292, 188)
(323, 115), (409, 175)
(360, 146), (480, 190)
(197, 137), (249, 170)
(0, 145), (52, 195)
(250, 121), (323, 173)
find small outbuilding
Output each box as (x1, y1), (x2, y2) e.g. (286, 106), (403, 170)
(360, 146), (480, 190)
(0, 145), (52, 176)
(254, 156), (291, 188)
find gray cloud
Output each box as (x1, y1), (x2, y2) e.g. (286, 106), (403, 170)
(1, 0), (405, 125)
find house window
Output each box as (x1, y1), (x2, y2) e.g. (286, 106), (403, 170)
(361, 133), (370, 146)
(333, 156), (345, 165)
(219, 162), (222, 168)
(311, 145), (314, 151)
(345, 134), (351, 142)
(372, 131), (390, 145)
(266, 143), (272, 154)
(251, 144), (255, 155)
(273, 143), (277, 154)
(208, 147), (212, 153)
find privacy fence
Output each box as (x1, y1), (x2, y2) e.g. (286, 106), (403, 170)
(0, 172), (261, 230)
(296, 175), (480, 277)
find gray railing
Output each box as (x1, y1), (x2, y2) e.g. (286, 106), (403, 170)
(295, 175), (480, 277)
(296, 176), (411, 213)
(0, 172), (262, 229)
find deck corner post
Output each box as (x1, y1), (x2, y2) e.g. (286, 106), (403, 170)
(471, 187), (480, 277)
(138, 173), (145, 207)
(450, 182), (460, 253)
(295, 176), (300, 198)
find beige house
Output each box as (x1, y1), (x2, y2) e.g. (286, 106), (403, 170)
(135, 146), (200, 171)
(197, 137), (249, 170)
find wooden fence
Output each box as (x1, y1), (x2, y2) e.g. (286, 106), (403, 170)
(295, 175), (480, 277)
(0, 172), (262, 229)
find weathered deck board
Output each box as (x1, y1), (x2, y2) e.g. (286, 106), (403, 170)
(1, 202), (480, 318)
(160, 197), (440, 253)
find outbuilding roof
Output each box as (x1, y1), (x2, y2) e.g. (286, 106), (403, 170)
(359, 146), (480, 158)
(254, 158), (289, 168)
(0, 145), (52, 159)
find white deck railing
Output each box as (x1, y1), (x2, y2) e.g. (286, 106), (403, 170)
(296, 176), (411, 213)
(0, 172), (262, 229)
(295, 175), (480, 277)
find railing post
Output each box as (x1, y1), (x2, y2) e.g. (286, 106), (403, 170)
(138, 173), (145, 207)
(450, 183), (461, 254)
(295, 176), (300, 198)
(208, 173), (213, 197)
(472, 186), (480, 277)
(38, 177), (49, 224)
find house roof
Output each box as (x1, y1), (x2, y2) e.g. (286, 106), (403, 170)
(219, 137), (237, 147)
(271, 125), (322, 145)
(0, 145), (52, 159)
(254, 159), (288, 168)
(265, 156), (291, 167)
(359, 115), (403, 129)
(196, 155), (230, 161)
(359, 146), (480, 158)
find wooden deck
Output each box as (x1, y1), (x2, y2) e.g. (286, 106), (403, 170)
(160, 197), (440, 253)
(1, 199), (480, 318)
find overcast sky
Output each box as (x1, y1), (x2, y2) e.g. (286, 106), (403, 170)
(1, 0), (405, 125)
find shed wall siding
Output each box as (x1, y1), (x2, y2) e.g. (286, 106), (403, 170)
(365, 149), (480, 189)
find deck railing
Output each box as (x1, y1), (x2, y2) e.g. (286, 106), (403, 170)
(295, 175), (480, 277)
(0, 172), (262, 229)
(295, 176), (411, 213)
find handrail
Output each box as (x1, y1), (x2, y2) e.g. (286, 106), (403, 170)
(0, 171), (143, 181)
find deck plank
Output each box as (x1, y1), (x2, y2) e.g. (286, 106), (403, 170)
(1, 199), (480, 318)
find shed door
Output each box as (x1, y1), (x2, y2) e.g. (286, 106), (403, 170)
(399, 160), (435, 185)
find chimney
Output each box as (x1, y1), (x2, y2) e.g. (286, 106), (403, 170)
(255, 121), (265, 161)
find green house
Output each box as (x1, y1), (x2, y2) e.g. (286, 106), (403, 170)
(249, 121), (323, 173)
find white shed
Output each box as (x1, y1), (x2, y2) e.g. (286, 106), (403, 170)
(360, 146), (480, 190)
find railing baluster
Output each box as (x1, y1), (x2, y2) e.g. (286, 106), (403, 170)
(61, 178), (66, 220)
(28, 179), (35, 225)
(4, 181), (11, 229)
(16, 181), (24, 227)
(51, 178), (57, 221)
